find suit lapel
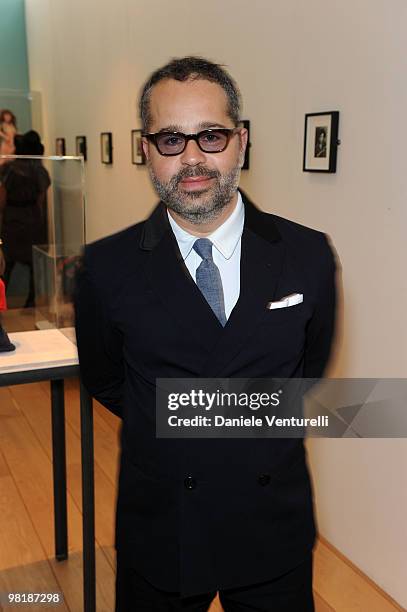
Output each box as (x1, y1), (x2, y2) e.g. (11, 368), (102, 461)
(141, 203), (223, 353)
(200, 220), (286, 377)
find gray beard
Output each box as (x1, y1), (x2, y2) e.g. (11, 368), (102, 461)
(148, 163), (241, 225)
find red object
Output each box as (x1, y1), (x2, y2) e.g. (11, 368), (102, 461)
(0, 278), (7, 311)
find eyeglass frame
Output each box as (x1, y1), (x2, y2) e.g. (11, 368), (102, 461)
(141, 127), (243, 156)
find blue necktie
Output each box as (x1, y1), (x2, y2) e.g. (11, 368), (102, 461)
(193, 238), (227, 326)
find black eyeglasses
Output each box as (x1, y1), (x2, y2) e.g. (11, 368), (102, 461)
(142, 128), (241, 156)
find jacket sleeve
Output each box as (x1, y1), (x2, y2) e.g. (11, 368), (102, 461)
(303, 234), (338, 379)
(74, 249), (124, 417)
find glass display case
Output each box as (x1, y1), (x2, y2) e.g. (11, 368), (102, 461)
(0, 155), (85, 337)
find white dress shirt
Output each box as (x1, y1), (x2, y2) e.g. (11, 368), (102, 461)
(167, 191), (244, 320)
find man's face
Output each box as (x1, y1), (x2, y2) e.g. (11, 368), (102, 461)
(142, 78), (247, 224)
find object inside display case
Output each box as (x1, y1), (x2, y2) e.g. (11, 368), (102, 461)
(33, 244), (82, 330)
(0, 278), (15, 352)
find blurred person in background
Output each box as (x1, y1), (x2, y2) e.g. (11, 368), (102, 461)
(0, 130), (50, 308)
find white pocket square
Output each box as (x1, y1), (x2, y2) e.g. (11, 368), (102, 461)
(266, 293), (303, 310)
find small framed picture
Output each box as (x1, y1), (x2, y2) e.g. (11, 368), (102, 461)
(303, 111), (339, 173)
(131, 129), (146, 165)
(101, 132), (113, 164)
(241, 119), (251, 170)
(55, 138), (66, 156)
(76, 135), (87, 161)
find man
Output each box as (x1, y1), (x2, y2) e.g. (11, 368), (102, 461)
(75, 56), (337, 611)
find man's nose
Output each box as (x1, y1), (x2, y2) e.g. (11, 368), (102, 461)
(179, 138), (206, 166)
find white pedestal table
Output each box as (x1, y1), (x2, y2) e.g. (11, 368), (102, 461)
(0, 329), (96, 612)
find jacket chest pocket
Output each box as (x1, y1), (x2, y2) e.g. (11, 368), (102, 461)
(263, 301), (312, 326)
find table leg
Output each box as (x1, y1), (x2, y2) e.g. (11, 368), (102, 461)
(50, 379), (68, 561)
(80, 382), (96, 612)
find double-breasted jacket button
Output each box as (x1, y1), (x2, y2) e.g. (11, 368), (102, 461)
(184, 476), (197, 490)
(258, 473), (271, 486)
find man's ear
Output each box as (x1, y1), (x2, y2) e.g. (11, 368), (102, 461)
(238, 128), (249, 168)
(239, 127), (249, 155)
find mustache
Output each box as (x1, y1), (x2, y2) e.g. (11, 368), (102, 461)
(171, 166), (220, 186)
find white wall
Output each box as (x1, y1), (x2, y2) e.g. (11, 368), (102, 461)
(25, 0), (407, 606)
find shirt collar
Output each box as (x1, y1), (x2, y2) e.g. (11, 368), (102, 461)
(167, 191), (244, 260)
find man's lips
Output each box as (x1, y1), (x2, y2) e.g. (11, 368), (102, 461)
(179, 176), (214, 189)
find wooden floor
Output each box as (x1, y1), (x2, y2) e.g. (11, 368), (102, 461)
(0, 316), (404, 610)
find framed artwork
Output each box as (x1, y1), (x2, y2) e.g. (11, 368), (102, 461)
(76, 135), (87, 161)
(100, 132), (113, 164)
(131, 129), (146, 165)
(303, 111), (339, 173)
(241, 119), (251, 170)
(55, 138), (66, 156)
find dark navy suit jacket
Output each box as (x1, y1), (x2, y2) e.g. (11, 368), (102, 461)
(74, 191), (337, 596)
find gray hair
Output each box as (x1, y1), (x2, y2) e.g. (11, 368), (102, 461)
(139, 56), (241, 132)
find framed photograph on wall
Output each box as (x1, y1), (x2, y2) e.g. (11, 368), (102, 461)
(241, 119), (251, 170)
(101, 132), (113, 164)
(303, 111), (339, 173)
(55, 138), (66, 156)
(76, 135), (87, 161)
(131, 129), (146, 165)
